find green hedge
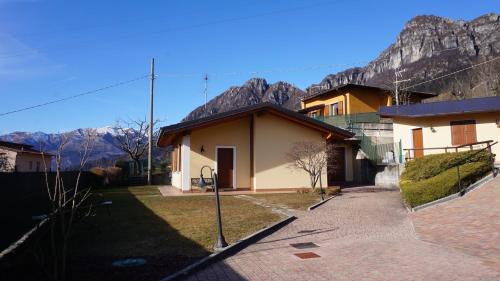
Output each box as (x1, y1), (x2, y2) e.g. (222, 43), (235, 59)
(401, 150), (492, 182)
(400, 150), (493, 208)
(401, 161), (491, 208)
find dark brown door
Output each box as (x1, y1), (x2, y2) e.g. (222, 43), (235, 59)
(328, 147), (346, 185)
(412, 128), (424, 158)
(217, 148), (234, 189)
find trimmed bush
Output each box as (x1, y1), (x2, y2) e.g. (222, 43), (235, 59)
(401, 161), (491, 207)
(401, 150), (492, 182)
(90, 167), (123, 187)
(314, 186), (341, 197)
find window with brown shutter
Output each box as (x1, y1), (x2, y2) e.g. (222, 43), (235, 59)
(450, 120), (477, 146)
(338, 101), (344, 115)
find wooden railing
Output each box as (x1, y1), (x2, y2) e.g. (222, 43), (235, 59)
(404, 140), (495, 161)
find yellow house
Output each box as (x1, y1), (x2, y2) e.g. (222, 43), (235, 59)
(157, 103), (355, 192)
(379, 96), (500, 164)
(299, 84), (434, 118)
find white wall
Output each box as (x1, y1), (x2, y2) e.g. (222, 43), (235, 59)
(393, 112), (500, 163)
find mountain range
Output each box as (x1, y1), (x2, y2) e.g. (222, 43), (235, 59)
(2, 13), (499, 168)
(0, 127), (127, 169)
(184, 13), (500, 121)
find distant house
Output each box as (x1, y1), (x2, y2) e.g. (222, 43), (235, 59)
(379, 96), (500, 163)
(299, 84), (435, 119)
(157, 103), (355, 192)
(0, 141), (53, 172)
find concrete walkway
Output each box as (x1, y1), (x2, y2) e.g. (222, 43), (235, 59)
(184, 187), (499, 281)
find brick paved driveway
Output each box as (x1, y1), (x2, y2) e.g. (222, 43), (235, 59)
(412, 176), (500, 271)
(186, 187), (500, 281)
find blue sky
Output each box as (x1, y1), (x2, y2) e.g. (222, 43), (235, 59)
(0, 0), (498, 134)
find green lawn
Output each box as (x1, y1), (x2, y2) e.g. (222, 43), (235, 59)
(67, 186), (282, 281)
(249, 191), (322, 210)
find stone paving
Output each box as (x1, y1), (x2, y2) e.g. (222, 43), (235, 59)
(412, 176), (500, 271)
(184, 186), (500, 281)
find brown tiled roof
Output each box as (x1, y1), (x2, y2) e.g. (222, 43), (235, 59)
(302, 83), (436, 103)
(0, 140), (53, 156)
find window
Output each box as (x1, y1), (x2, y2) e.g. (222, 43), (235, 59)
(171, 144), (182, 172)
(310, 111), (317, 118)
(450, 120), (477, 146)
(329, 103), (339, 116)
(36, 161), (40, 172)
(29, 161), (33, 170)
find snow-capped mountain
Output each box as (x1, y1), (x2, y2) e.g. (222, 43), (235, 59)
(0, 127), (128, 169)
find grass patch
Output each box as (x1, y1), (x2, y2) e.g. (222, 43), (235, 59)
(66, 186), (282, 280)
(400, 151), (492, 208)
(249, 191), (322, 210)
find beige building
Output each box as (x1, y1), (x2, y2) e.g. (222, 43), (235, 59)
(379, 96), (500, 163)
(0, 141), (53, 172)
(157, 103), (355, 192)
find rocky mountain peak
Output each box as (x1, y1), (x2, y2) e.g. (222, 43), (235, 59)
(183, 13), (499, 121)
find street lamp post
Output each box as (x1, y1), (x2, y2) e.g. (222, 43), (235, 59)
(198, 165), (228, 250)
(319, 166), (325, 201)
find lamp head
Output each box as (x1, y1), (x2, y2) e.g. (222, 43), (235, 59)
(198, 175), (207, 188)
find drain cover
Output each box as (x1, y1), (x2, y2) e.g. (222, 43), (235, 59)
(294, 252), (321, 259)
(290, 242), (319, 249)
(112, 258), (147, 267)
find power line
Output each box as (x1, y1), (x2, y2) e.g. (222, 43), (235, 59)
(156, 61), (370, 79)
(0, 75), (149, 117)
(402, 56), (500, 90)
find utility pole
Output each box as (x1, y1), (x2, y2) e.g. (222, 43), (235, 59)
(148, 58), (155, 185)
(394, 68), (409, 106)
(204, 74), (208, 117)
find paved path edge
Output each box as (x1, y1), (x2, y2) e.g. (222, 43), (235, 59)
(412, 172), (495, 212)
(160, 215), (296, 281)
(307, 195), (337, 211)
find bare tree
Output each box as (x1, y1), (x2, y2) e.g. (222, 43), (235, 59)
(286, 141), (334, 189)
(0, 152), (12, 171)
(450, 73), (468, 100)
(40, 129), (97, 281)
(114, 119), (154, 176)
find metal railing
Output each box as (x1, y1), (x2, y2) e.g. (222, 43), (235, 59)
(404, 141), (497, 196)
(403, 140), (495, 161)
(313, 112), (383, 129)
(311, 112), (397, 165)
(351, 127), (397, 165)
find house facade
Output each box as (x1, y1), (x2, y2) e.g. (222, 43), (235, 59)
(299, 84), (435, 119)
(158, 103), (355, 192)
(0, 141), (53, 172)
(379, 96), (500, 163)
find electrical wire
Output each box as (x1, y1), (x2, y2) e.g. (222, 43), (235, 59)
(0, 75), (149, 117)
(402, 56), (500, 90)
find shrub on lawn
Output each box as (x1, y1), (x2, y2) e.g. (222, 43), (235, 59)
(314, 186), (341, 197)
(401, 150), (492, 182)
(400, 161), (491, 208)
(90, 167), (124, 187)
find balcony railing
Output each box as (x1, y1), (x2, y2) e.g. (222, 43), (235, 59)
(312, 112), (382, 129)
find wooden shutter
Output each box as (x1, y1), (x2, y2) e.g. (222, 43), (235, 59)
(464, 121), (477, 144)
(451, 120), (476, 146)
(172, 148), (177, 171)
(324, 105), (329, 116)
(338, 101), (344, 115)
